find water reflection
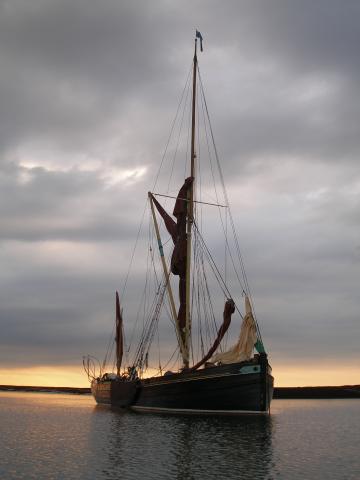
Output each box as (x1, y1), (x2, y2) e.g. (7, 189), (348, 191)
(172, 415), (274, 480)
(2, 394), (358, 479)
(89, 407), (274, 480)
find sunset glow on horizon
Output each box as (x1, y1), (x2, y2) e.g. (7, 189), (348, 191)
(1, 363), (359, 389)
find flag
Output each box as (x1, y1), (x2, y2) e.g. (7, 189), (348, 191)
(196, 30), (203, 52)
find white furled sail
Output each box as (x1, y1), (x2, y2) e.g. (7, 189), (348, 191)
(212, 296), (257, 364)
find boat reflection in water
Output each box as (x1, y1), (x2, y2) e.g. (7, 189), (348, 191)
(89, 408), (274, 479)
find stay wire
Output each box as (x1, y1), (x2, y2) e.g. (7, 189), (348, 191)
(198, 68), (263, 343)
(193, 220), (244, 321)
(153, 63), (193, 193)
(198, 68), (247, 296)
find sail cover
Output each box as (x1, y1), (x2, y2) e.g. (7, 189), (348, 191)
(150, 177), (193, 334)
(211, 296), (257, 364)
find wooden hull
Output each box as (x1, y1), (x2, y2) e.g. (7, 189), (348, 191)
(91, 377), (139, 407)
(92, 358), (273, 415)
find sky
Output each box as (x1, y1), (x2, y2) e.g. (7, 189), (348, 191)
(0, 0), (359, 387)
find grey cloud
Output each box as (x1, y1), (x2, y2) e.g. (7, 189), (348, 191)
(0, 161), (148, 242)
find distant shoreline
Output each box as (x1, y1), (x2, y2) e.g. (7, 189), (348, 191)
(0, 384), (359, 398)
(0, 385), (90, 395)
(273, 385), (360, 399)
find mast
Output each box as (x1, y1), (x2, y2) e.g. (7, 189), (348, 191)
(184, 34), (198, 367)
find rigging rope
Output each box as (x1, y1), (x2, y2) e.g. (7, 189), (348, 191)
(198, 67), (264, 344)
(153, 63), (193, 193)
(193, 220), (244, 321)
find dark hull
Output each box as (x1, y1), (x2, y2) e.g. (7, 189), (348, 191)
(92, 358), (274, 415)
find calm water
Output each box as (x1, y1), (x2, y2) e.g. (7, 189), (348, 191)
(0, 392), (359, 480)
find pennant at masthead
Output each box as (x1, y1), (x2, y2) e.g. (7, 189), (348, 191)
(196, 30), (204, 52)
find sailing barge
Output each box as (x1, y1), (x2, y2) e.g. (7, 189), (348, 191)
(85, 32), (274, 415)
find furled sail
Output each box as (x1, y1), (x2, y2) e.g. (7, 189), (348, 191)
(211, 296), (257, 364)
(189, 298), (235, 371)
(115, 291), (123, 376)
(150, 177), (193, 335)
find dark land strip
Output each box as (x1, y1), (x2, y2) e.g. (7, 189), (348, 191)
(0, 384), (359, 398)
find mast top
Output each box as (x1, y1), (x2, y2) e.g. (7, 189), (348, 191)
(195, 30), (204, 52)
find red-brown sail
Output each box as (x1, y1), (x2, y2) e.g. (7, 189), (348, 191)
(189, 298), (235, 372)
(115, 291), (123, 376)
(150, 195), (177, 243)
(150, 177), (193, 335)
